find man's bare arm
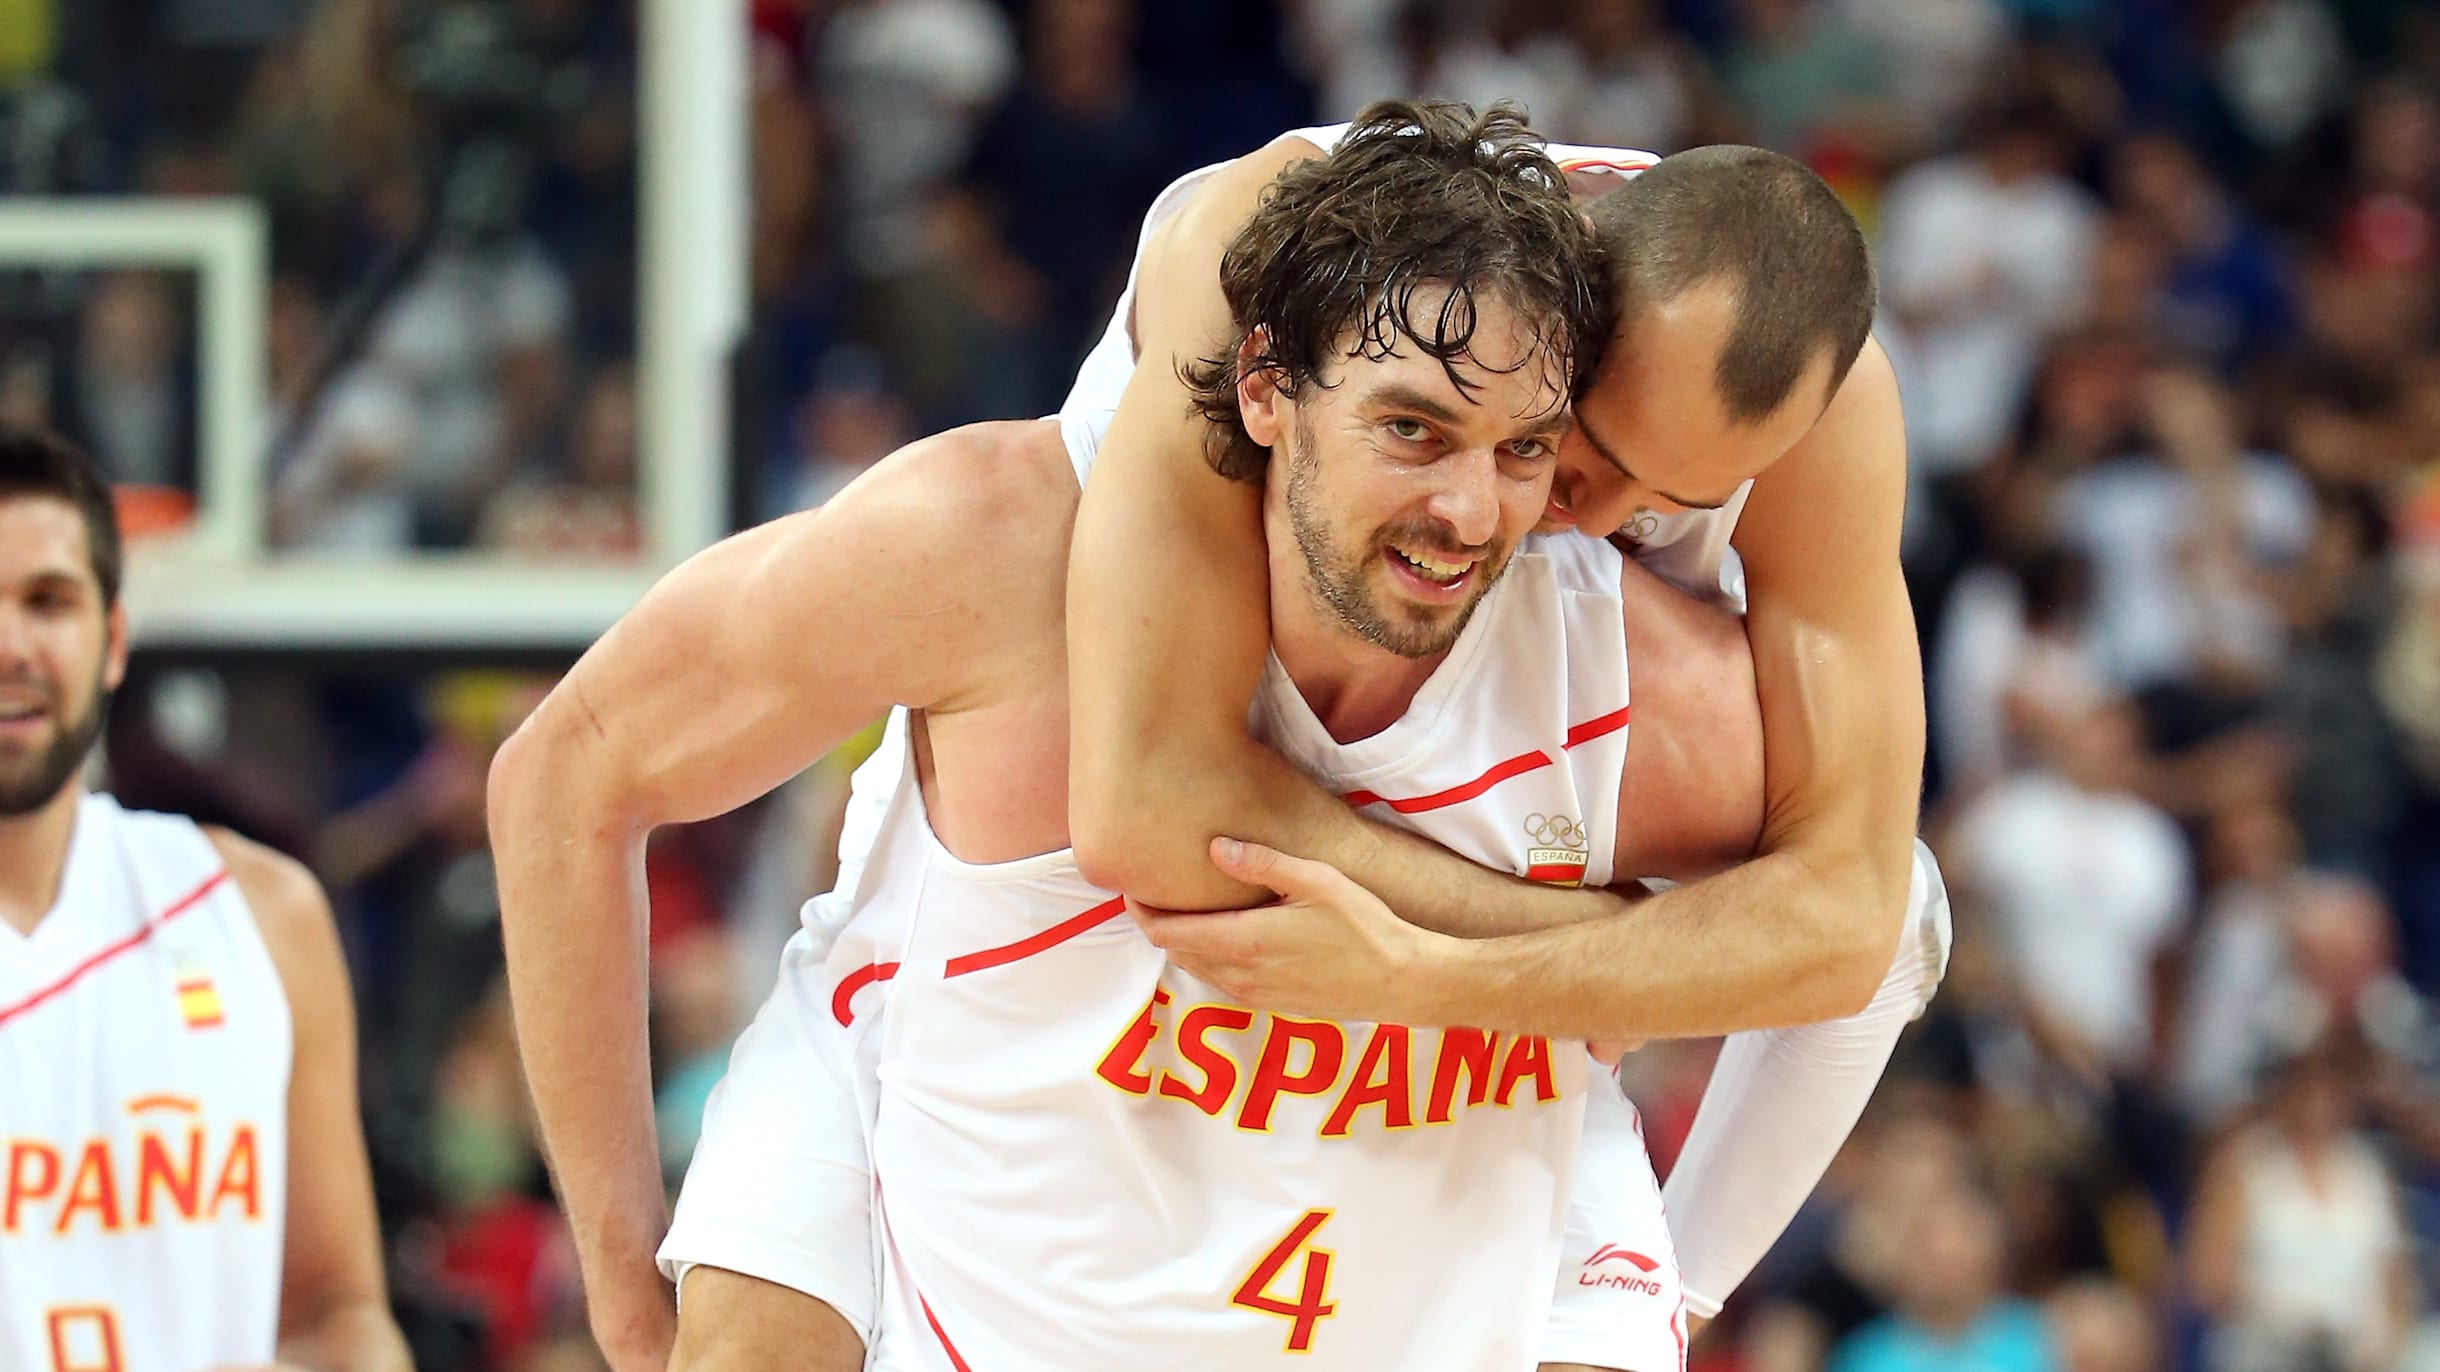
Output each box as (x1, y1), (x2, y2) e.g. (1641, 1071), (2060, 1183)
(1410, 343), (1922, 1036)
(208, 831), (411, 1372)
(489, 426), (1060, 1367)
(1067, 134), (1635, 934)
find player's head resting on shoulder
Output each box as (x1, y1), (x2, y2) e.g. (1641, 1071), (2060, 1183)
(0, 426), (126, 816)
(1555, 143), (1879, 532)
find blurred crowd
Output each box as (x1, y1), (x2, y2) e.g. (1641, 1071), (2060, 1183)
(8, 0), (2440, 1368)
(0, 0), (642, 557)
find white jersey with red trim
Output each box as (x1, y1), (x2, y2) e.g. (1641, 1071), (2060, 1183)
(837, 424), (1647, 1366)
(0, 793), (290, 1372)
(1058, 120), (1755, 608)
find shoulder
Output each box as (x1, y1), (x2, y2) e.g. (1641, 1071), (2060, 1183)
(1737, 337), (1905, 563)
(1521, 531), (1624, 598)
(861, 419), (1077, 523)
(201, 827), (341, 994)
(839, 419), (1080, 571)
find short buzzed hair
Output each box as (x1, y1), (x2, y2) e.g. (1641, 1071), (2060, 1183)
(1586, 145), (1876, 422)
(0, 427), (123, 610)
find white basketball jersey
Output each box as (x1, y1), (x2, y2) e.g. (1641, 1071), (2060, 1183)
(0, 794), (291, 1372)
(835, 406), (1636, 1365)
(1058, 120), (1755, 608)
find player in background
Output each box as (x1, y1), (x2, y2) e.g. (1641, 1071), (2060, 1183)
(1059, 108), (1935, 1334)
(0, 429), (409, 1372)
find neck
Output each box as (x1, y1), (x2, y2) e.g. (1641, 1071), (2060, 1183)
(1267, 554), (1443, 746)
(0, 783), (81, 937)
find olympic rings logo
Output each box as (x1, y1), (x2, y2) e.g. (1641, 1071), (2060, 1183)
(1524, 813), (1586, 849)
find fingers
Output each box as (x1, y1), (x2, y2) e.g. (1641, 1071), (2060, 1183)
(1208, 836), (1363, 904)
(1586, 1038), (1644, 1067)
(1130, 904), (1236, 957)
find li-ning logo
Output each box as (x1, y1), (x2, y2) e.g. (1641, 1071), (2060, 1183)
(1524, 813), (1588, 888)
(1578, 1244), (1666, 1295)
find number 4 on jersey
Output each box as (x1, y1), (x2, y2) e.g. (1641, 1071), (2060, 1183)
(1232, 1209), (1339, 1352)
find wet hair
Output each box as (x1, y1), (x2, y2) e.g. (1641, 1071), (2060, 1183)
(1183, 99), (1613, 482)
(1586, 145), (1876, 422)
(0, 427), (121, 610)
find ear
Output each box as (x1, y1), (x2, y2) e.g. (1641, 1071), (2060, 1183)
(1235, 328), (1287, 451)
(101, 601), (129, 694)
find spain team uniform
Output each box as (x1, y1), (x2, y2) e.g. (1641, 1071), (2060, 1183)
(0, 794), (289, 1372)
(666, 398), (1690, 1368)
(662, 118), (1943, 1367)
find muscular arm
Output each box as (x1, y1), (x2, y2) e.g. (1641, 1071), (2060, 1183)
(488, 425), (1065, 1365)
(1411, 343), (1924, 1037)
(1067, 135), (1634, 932)
(208, 832), (411, 1372)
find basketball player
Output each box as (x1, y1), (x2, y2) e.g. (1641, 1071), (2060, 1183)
(509, 98), (1942, 1367)
(0, 430), (408, 1372)
(1054, 108), (1935, 1337)
(499, 107), (1729, 1370)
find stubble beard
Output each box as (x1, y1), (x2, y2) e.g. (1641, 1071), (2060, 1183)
(1281, 410), (1502, 661)
(0, 677), (106, 817)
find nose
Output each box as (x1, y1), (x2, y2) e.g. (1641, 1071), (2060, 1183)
(0, 602), (31, 670)
(1424, 448), (1502, 548)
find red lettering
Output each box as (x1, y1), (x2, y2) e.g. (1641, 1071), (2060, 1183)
(1494, 1034), (1558, 1106)
(1095, 989), (1172, 1096)
(1321, 1024), (1415, 1137)
(1232, 1210), (1339, 1352)
(1157, 1004), (1254, 1116)
(136, 1130), (202, 1225)
(207, 1126), (259, 1221)
(1237, 1017), (1345, 1131)
(53, 1142), (120, 1234)
(6, 1141), (60, 1233)
(46, 1306), (125, 1372)
(1425, 1028), (1502, 1123)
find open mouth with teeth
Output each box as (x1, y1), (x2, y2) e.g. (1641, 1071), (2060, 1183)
(1384, 544), (1478, 599)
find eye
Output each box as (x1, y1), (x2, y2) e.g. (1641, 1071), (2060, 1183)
(1385, 417), (1430, 444)
(1508, 437), (1549, 461)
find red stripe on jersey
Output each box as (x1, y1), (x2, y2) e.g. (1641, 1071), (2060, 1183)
(919, 1290), (978, 1372)
(1337, 704), (1630, 814)
(1342, 748), (1554, 815)
(830, 960), (900, 1026)
(944, 895), (1128, 978)
(0, 869), (231, 1032)
(1564, 704), (1631, 749)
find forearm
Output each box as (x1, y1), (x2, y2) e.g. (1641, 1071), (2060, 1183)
(278, 1297), (412, 1372)
(1416, 849), (1902, 1040)
(1666, 844), (1947, 1314)
(490, 738), (669, 1307)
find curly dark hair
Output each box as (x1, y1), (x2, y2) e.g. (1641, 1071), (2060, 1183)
(1182, 100), (1614, 483)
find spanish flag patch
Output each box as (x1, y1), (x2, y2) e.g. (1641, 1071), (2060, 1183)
(175, 970), (223, 1029)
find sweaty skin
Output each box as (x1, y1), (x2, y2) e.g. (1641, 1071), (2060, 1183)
(492, 398), (1763, 1367)
(1067, 131), (1923, 1044)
